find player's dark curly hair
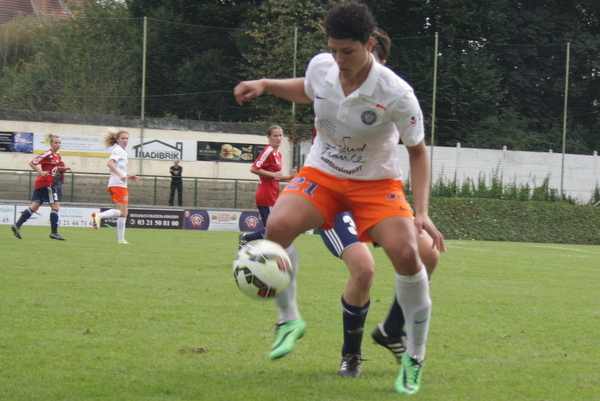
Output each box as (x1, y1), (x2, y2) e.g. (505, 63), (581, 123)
(324, 2), (377, 44)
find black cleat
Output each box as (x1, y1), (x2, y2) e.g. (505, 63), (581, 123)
(49, 233), (67, 241)
(371, 322), (407, 363)
(11, 224), (22, 239)
(338, 354), (363, 378)
(238, 233), (248, 250)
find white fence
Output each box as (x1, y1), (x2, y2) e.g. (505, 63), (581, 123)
(300, 141), (600, 204)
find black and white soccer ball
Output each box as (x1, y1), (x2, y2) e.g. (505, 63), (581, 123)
(233, 240), (292, 299)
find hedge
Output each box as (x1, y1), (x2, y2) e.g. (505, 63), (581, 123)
(427, 198), (600, 245)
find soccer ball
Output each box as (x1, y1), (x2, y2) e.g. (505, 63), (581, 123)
(233, 240), (292, 299)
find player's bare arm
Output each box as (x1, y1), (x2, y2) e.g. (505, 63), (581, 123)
(107, 159), (126, 181)
(29, 162), (49, 177)
(234, 78), (311, 105)
(406, 140), (446, 252)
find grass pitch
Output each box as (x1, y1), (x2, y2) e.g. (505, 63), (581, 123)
(1, 226), (599, 400)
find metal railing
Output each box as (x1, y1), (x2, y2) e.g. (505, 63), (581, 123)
(0, 169), (258, 210)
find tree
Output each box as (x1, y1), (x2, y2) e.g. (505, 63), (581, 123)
(368, 0), (509, 148)
(124, 0), (265, 121)
(368, 0), (600, 153)
(0, 0), (141, 116)
(239, 0), (331, 141)
(497, 0), (600, 153)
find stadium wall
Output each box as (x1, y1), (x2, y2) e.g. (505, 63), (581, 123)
(2, 111), (599, 204)
(0, 111), (292, 182)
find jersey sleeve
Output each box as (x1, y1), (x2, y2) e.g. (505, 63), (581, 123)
(391, 91), (425, 147)
(253, 146), (272, 169)
(110, 146), (126, 161)
(31, 150), (52, 165)
(304, 53), (331, 102)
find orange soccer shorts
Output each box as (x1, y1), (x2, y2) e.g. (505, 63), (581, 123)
(108, 186), (129, 204)
(281, 167), (413, 243)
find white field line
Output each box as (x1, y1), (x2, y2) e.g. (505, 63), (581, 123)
(447, 242), (600, 257)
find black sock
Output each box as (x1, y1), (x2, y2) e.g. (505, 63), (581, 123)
(383, 296), (406, 338)
(16, 207), (33, 228)
(244, 228), (265, 242)
(50, 209), (59, 234)
(341, 295), (370, 356)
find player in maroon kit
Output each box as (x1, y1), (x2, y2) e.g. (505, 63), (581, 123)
(11, 134), (71, 240)
(238, 125), (297, 248)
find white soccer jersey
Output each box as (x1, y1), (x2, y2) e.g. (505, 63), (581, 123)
(107, 145), (129, 188)
(304, 53), (425, 181)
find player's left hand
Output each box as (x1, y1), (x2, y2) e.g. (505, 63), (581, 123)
(414, 214), (445, 252)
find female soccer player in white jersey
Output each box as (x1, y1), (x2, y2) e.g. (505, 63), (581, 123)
(91, 128), (139, 244)
(234, 2), (445, 395)
(316, 27), (443, 378)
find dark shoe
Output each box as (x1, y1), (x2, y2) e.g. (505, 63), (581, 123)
(338, 354), (363, 378)
(49, 233), (66, 241)
(11, 224), (22, 239)
(238, 233), (248, 250)
(371, 322), (407, 363)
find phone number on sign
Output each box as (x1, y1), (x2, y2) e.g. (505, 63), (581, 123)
(59, 219), (94, 227)
(130, 219), (181, 227)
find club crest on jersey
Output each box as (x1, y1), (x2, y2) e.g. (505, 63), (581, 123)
(361, 110), (377, 126)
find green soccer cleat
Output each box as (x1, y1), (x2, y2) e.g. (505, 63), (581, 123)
(269, 318), (306, 359)
(395, 353), (425, 395)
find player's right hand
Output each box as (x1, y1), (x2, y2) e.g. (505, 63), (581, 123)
(234, 79), (265, 105)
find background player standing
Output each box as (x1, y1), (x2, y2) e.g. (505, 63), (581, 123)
(238, 125), (297, 248)
(168, 157), (183, 207)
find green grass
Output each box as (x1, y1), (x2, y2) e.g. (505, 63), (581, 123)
(1, 226), (599, 400)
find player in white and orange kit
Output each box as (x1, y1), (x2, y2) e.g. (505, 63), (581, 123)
(234, 2), (445, 394)
(91, 128), (139, 244)
(316, 27), (442, 375)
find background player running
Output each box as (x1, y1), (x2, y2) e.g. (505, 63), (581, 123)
(11, 134), (71, 241)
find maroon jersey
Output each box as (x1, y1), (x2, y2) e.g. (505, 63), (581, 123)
(31, 149), (61, 190)
(252, 145), (282, 207)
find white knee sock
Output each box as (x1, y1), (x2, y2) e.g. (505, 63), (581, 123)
(273, 244), (300, 324)
(117, 217), (126, 243)
(396, 266), (431, 361)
